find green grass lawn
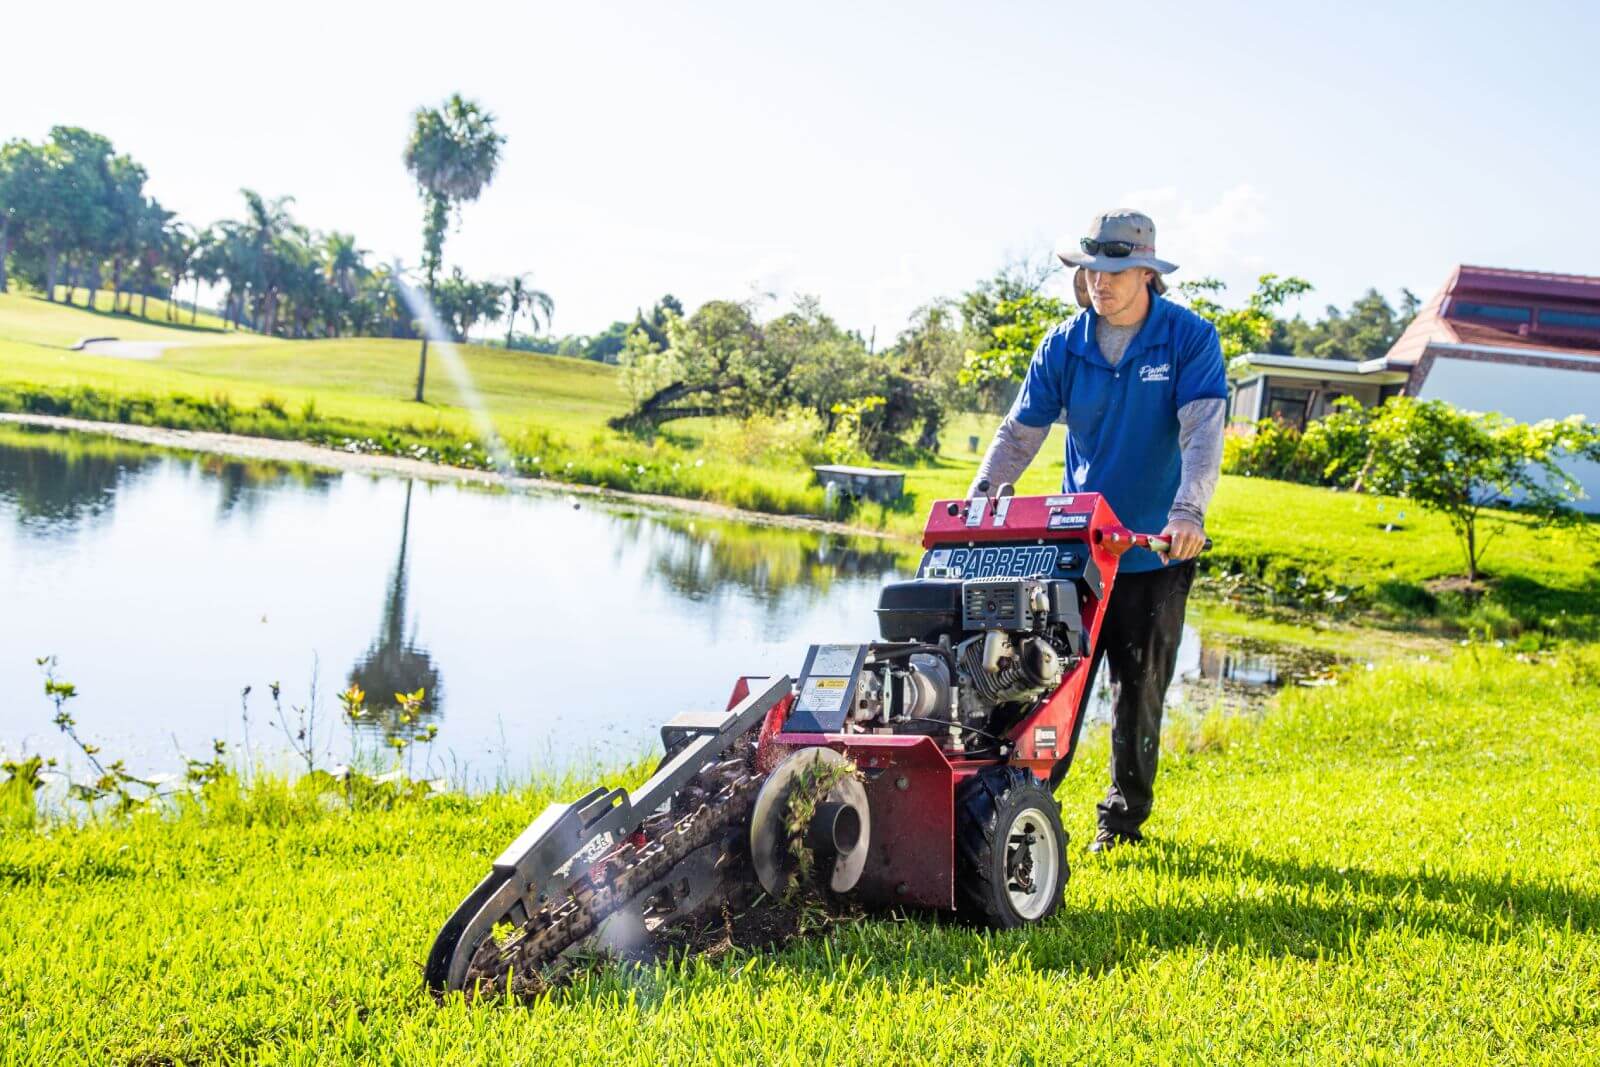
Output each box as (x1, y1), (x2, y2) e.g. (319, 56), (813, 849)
(47, 284), (239, 333)
(2, 643), (1595, 1062)
(4, 288), (245, 346)
(4, 291), (1597, 636)
(0, 291), (618, 441)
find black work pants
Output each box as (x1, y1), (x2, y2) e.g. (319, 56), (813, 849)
(1053, 561), (1195, 836)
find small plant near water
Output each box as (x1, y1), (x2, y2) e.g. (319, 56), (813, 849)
(3, 656), (233, 817)
(254, 660), (327, 775)
(3, 656), (449, 826)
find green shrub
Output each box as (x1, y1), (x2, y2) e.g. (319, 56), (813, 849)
(1223, 399), (1373, 489)
(1296, 397), (1373, 486)
(705, 407), (827, 466)
(1223, 418), (1305, 481)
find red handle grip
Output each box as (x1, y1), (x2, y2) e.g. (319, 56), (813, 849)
(1097, 528), (1213, 555)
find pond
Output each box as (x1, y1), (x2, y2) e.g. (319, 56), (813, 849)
(0, 426), (1334, 786)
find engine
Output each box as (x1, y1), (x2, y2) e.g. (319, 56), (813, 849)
(819, 573), (1088, 742)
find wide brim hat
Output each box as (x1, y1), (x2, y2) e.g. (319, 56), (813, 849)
(1057, 208), (1179, 277)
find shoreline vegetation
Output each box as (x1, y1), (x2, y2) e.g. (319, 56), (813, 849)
(3, 395), (1596, 643)
(3, 286), (1597, 642)
(3, 642), (1596, 1061)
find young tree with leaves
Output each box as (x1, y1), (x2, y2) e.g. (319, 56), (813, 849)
(612, 299), (770, 430)
(1362, 399), (1600, 581)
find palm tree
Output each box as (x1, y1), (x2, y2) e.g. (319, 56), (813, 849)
(159, 221), (196, 321)
(103, 155), (150, 314)
(238, 189), (296, 334)
(462, 276), (505, 342)
(187, 226), (221, 325)
(320, 232), (369, 336)
(502, 273), (554, 349)
(199, 222), (251, 329)
(402, 94), (505, 401)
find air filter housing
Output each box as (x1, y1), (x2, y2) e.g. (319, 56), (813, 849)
(962, 576), (1047, 631)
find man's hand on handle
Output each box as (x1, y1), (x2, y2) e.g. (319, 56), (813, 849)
(1156, 517), (1206, 563)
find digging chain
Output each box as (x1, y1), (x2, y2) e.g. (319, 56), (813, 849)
(463, 756), (763, 995)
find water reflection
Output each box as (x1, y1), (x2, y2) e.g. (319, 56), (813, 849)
(612, 512), (907, 609)
(0, 426), (1342, 783)
(1176, 634), (1342, 713)
(203, 453), (337, 521)
(346, 481), (443, 741)
(1195, 642), (1281, 688)
(0, 425), (158, 534)
(0, 424), (337, 533)
(0, 428), (905, 777)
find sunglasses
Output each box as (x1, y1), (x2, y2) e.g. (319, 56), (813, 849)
(1080, 238), (1150, 258)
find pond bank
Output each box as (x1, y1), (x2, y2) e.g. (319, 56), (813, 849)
(1, 411), (1467, 664)
(0, 412), (882, 540)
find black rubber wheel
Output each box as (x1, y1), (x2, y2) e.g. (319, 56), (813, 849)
(955, 767), (1069, 928)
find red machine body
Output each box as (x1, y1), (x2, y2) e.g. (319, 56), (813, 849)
(749, 491), (1143, 911)
(424, 490), (1187, 993)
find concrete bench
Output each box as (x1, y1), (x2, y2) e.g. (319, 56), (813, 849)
(812, 464), (905, 504)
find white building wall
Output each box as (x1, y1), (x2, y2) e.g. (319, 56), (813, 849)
(1417, 355), (1600, 513)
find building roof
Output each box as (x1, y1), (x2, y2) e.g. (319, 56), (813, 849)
(1230, 352), (1409, 383)
(1386, 264), (1600, 366)
(1453, 264), (1600, 301)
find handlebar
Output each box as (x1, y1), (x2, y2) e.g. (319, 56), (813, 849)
(1142, 534), (1213, 554)
(1097, 528), (1213, 555)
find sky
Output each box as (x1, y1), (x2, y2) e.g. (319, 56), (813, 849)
(6, 0), (1598, 339)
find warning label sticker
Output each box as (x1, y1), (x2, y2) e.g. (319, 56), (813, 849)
(797, 676), (850, 713)
(1034, 726), (1058, 751)
(810, 644), (861, 676)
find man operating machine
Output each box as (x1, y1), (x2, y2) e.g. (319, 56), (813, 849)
(969, 208), (1227, 851)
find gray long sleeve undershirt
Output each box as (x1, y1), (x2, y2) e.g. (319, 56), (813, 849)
(967, 397), (1226, 527)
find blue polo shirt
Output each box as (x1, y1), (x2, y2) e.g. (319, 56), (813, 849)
(1011, 292), (1226, 573)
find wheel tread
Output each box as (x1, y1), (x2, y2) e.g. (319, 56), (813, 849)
(954, 767), (1068, 928)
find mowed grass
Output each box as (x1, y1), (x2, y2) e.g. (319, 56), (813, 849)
(3, 288), (244, 346)
(166, 337), (623, 439)
(0, 292), (623, 441)
(1, 644), (1595, 1063)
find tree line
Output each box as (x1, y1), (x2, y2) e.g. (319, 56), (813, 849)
(608, 258), (1422, 463)
(611, 263), (1062, 460)
(0, 122), (550, 347)
(1, 115), (1422, 431)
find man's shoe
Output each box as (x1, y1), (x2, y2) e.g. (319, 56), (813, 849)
(1087, 828), (1144, 853)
